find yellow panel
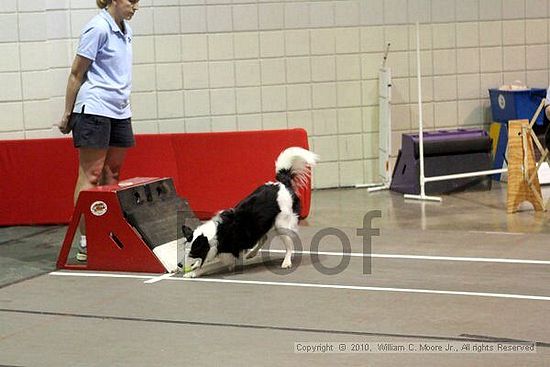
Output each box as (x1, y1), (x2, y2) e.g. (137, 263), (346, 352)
(488, 122), (501, 157)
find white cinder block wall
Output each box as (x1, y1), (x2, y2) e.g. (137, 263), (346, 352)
(1, 0), (549, 188)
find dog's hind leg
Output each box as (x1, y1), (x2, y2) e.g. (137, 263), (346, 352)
(274, 213), (298, 269)
(245, 235), (267, 260)
(280, 233), (294, 268)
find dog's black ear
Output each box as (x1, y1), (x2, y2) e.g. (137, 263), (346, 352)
(182, 225), (194, 242)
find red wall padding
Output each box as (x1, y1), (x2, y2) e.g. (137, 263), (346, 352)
(171, 129), (311, 219)
(122, 134), (180, 186)
(0, 129), (311, 225)
(0, 139), (78, 225)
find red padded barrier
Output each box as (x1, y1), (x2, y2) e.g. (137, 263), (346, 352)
(121, 134), (179, 186)
(0, 141), (34, 224)
(0, 138), (77, 225)
(0, 129), (311, 225)
(29, 139), (78, 224)
(171, 129), (310, 219)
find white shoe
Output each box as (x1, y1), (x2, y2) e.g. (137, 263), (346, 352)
(76, 235), (87, 262)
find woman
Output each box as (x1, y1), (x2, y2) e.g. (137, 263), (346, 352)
(58, 0), (139, 261)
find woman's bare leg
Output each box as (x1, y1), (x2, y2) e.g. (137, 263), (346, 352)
(74, 148), (109, 236)
(100, 147), (128, 185)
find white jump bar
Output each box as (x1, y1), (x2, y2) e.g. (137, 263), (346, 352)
(423, 168), (507, 183)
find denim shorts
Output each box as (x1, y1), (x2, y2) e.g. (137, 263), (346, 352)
(71, 111), (135, 149)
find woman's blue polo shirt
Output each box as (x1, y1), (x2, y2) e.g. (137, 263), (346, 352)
(74, 9), (133, 119)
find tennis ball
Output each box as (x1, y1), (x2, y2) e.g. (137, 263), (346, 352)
(183, 265), (193, 273)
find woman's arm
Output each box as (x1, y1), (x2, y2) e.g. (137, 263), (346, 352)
(58, 55), (92, 134)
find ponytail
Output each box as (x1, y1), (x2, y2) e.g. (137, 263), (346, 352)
(96, 0), (112, 9)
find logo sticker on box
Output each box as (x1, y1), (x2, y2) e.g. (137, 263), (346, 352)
(498, 94), (506, 110)
(90, 201), (108, 216)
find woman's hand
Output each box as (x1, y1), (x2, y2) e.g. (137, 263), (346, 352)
(58, 112), (72, 134)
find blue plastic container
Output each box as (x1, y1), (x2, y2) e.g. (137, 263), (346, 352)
(489, 88), (546, 125)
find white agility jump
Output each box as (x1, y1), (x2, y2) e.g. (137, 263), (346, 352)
(405, 22), (507, 202)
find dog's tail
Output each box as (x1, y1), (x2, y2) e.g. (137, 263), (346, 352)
(275, 147), (319, 189)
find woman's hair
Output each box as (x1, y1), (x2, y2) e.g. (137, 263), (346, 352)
(96, 0), (112, 9)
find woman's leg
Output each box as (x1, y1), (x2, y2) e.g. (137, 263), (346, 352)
(74, 147), (127, 233)
(74, 148), (109, 206)
(100, 147), (128, 185)
(73, 148), (108, 260)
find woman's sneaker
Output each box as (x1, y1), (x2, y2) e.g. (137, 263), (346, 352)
(76, 235), (87, 262)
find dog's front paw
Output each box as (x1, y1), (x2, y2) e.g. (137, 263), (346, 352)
(281, 259), (292, 269)
(245, 249), (258, 259)
(183, 271), (198, 278)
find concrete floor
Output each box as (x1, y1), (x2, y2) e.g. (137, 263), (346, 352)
(1, 182), (550, 366)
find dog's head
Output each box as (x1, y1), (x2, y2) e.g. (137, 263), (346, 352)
(181, 224), (217, 271)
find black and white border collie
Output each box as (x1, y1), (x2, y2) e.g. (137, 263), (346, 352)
(180, 147), (318, 278)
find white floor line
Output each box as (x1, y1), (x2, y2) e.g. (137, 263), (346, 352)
(144, 272), (176, 284)
(259, 249), (550, 265)
(49, 271), (550, 302)
(171, 277), (550, 302)
(50, 271), (154, 280)
(50, 270), (176, 284)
